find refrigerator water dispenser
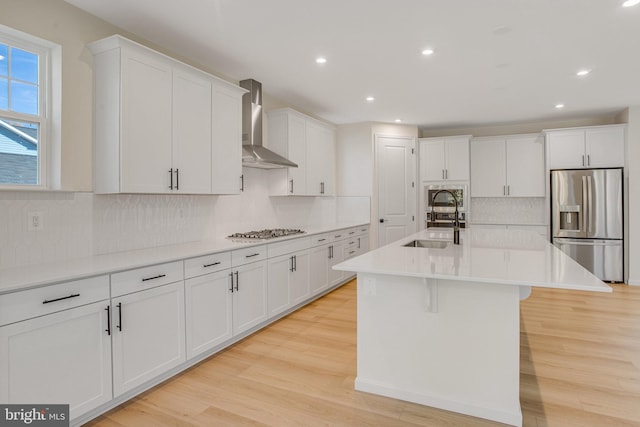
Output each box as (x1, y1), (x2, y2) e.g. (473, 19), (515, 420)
(559, 205), (580, 231)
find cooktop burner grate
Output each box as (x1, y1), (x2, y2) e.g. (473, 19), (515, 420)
(228, 228), (305, 241)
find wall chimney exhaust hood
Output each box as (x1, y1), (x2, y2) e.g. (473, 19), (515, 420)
(240, 79), (298, 169)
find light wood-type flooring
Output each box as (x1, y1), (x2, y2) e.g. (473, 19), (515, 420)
(86, 280), (640, 426)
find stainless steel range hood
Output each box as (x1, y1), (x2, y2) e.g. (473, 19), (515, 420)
(240, 79), (297, 169)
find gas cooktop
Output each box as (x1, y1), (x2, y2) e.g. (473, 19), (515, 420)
(227, 228), (305, 241)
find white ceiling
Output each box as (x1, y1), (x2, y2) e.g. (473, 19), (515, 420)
(65, 0), (640, 130)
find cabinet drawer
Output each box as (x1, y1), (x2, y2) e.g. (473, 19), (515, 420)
(184, 251), (231, 279)
(111, 261), (183, 297)
(0, 276), (110, 326)
(310, 232), (332, 247)
(331, 230), (348, 241)
(231, 245), (267, 267)
(267, 237), (310, 258)
(344, 243), (359, 260)
(356, 225), (369, 235)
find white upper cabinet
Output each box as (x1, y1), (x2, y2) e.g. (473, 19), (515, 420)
(546, 124), (625, 169)
(267, 108), (336, 196)
(471, 134), (545, 197)
(419, 136), (470, 182)
(90, 35), (245, 194)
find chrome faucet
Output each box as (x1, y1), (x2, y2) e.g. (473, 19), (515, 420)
(431, 189), (460, 244)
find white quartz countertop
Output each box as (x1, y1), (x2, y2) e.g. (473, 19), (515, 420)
(334, 228), (611, 293)
(0, 222), (368, 294)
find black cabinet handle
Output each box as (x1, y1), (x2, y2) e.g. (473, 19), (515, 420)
(175, 168), (179, 190)
(294, 255), (297, 271)
(116, 302), (122, 331)
(358, 237), (361, 249)
(290, 256), (295, 272)
(290, 179), (294, 193)
(142, 274), (166, 282)
(105, 305), (111, 336)
(240, 174), (244, 192)
(317, 238), (326, 242)
(42, 293), (80, 304)
(320, 182), (325, 194)
(229, 272), (234, 292)
(169, 168), (173, 190)
(334, 235), (342, 238)
(203, 261), (221, 268)
(349, 231), (355, 235)
(234, 271), (239, 291)
(245, 253), (260, 258)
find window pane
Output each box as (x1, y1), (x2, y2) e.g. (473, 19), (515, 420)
(0, 117), (39, 184)
(0, 77), (7, 110)
(10, 47), (38, 83)
(0, 44), (7, 77)
(10, 81), (38, 115)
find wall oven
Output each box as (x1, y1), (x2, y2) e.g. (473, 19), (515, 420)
(425, 184), (467, 228)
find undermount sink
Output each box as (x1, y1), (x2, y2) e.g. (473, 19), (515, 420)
(403, 239), (449, 249)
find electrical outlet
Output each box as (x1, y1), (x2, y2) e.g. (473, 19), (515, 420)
(28, 212), (44, 231)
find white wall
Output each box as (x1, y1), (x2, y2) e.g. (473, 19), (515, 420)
(625, 107), (640, 285)
(336, 122), (418, 248)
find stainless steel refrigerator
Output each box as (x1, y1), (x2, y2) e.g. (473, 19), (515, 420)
(551, 168), (624, 282)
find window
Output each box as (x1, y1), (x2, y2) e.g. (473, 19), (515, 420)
(0, 25), (61, 189)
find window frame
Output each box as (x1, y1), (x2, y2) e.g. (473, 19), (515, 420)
(0, 24), (61, 190)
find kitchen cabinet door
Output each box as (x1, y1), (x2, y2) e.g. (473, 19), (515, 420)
(329, 241), (346, 287)
(470, 137), (506, 197)
(419, 138), (446, 181)
(172, 66), (212, 194)
(267, 254), (293, 317)
(212, 83), (243, 194)
(546, 129), (585, 169)
(585, 126), (625, 168)
(111, 281), (186, 396)
(0, 301), (112, 420)
(120, 48), (173, 193)
(505, 134), (545, 197)
(445, 136), (471, 181)
(306, 123), (335, 196)
(232, 260), (268, 335)
(309, 244), (330, 295)
(185, 269), (233, 359)
(290, 251), (310, 306)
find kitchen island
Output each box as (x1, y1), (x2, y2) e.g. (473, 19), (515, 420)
(333, 228), (610, 427)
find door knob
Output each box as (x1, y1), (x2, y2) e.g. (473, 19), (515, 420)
(379, 218), (386, 223)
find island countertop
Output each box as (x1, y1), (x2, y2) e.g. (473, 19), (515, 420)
(333, 228), (611, 293)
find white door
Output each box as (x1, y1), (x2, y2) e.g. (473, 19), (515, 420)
(185, 270), (233, 359)
(172, 67), (212, 194)
(0, 301), (112, 420)
(376, 135), (416, 246)
(111, 282), (186, 396)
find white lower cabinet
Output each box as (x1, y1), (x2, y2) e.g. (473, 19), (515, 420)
(111, 281), (186, 396)
(290, 251), (310, 306)
(231, 260), (268, 335)
(0, 300), (112, 420)
(329, 241), (346, 287)
(185, 269), (233, 359)
(267, 250), (310, 316)
(309, 244), (331, 295)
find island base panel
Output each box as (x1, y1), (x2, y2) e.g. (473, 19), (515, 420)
(355, 273), (522, 427)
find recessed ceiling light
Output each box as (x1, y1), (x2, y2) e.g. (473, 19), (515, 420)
(421, 48), (434, 56)
(623, 0), (640, 7)
(394, 119), (402, 123)
(366, 96), (375, 102)
(555, 103), (565, 109)
(315, 57), (327, 64)
(576, 69), (591, 77)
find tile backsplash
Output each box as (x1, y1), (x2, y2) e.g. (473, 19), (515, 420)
(0, 168), (370, 269)
(470, 197), (547, 225)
